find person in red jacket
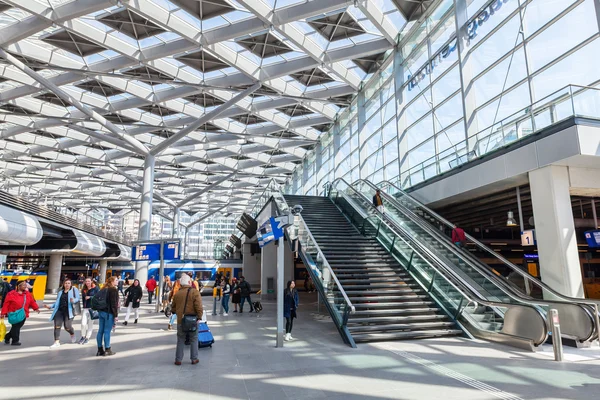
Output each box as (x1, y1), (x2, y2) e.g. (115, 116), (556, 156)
(1, 281), (40, 346)
(145, 276), (157, 304)
(451, 224), (467, 248)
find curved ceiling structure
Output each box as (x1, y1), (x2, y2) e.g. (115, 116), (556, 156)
(0, 0), (410, 218)
(0, 203), (44, 245)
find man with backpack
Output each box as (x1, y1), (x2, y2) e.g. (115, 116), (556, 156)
(238, 276), (253, 313)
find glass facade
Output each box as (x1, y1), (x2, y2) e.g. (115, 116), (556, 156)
(286, 0), (600, 193)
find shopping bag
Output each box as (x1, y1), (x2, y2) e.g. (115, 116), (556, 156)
(0, 319), (6, 342)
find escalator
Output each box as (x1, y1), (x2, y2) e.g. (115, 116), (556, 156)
(270, 190), (549, 349)
(336, 178), (600, 347)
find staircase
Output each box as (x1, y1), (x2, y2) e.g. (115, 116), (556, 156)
(285, 194), (463, 342)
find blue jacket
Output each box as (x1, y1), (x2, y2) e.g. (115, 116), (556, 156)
(283, 289), (299, 319)
(49, 287), (80, 321)
(82, 286), (99, 309)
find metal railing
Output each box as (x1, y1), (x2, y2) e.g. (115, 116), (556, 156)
(330, 180), (549, 349)
(375, 179), (600, 344)
(402, 84), (600, 188)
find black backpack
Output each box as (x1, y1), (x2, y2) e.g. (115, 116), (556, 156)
(91, 288), (109, 311)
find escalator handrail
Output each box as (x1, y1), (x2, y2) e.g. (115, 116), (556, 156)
(332, 181), (549, 317)
(332, 182), (550, 346)
(377, 179), (600, 310)
(271, 192), (356, 315)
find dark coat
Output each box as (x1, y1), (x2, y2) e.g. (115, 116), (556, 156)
(283, 289), (299, 319)
(124, 285), (143, 308)
(239, 280), (251, 296)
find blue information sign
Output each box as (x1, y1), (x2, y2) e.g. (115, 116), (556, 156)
(584, 230), (600, 248)
(132, 241), (180, 261)
(257, 217), (287, 248)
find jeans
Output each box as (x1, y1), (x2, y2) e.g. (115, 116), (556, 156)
(175, 324), (198, 362)
(53, 310), (75, 340)
(96, 311), (114, 349)
(6, 319), (25, 343)
(148, 290), (154, 304)
(240, 295), (253, 311)
(124, 304), (139, 321)
(221, 294), (230, 313)
(80, 308), (95, 339)
(169, 313), (177, 325)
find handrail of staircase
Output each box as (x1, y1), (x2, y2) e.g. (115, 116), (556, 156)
(378, 179), (600, 339)
(272, 191), (355, 315)
(331, 179), (550, 347)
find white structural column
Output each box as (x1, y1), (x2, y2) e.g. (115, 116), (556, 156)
(98, 260), (108, 284)
(47, 254), (63, 294)
(529, 166), (584, 298)
(135, 155), (155, 286)
(172, 208), (180, 238)
(242, 243), (261, 290)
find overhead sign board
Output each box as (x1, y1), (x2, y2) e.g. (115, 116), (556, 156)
(132, 240), (180, 262)
(585, 230), (600, 248)
(229, 234), (242, 249)
(257, 219), (274, 248)
(237, 213), (258, 238)
(521, 230), (535, 246)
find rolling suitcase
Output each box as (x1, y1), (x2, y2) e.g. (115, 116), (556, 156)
(198, 322), (214, 348)
(252, 301), (263, 312)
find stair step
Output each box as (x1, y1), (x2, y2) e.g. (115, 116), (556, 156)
(342, 283), (419, 289)
(353, 301), (434, 308)
(349, 314), (449, 324)
(347, 295), (428, 302)
(348, 321), (455, 332)
(343, 289), (422, 295)
(352, 307), (441, 316)
(352, 329), (463, 342)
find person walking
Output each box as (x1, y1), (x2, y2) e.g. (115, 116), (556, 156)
(123, 279), (143, 326)
(167, 278), (182, 330)
(238, 276), (253, 313)
(95, 276), (119, 356)
(231, 277), (241, 313)
(283, 280), (299, 341)
(451, 224), (467, 248)
(373, 189), (384, 214)
(78, 277), (99, 345)
(161, 276), (172, 313)
(221, 278), (231, 316)
(1, 281), (40, 346)
(0, 277), (12, 309)
(117, 276), (125, 296)
(145, 276), (157, 304)
(170, 274), (203, 365)
(45, 279), (80, 349)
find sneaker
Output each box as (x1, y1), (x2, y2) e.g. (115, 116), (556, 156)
(83, 338), (89, 345)
(288, 335), (294, 341)
(78, 337), (85, 345)
(123, 321), (128, 326)
(167, 324), (172, 331)
(233, 310), (238, 313)
(223, 313), (229, 316)
(70, 335), (76, 344)
(50, 342), (61, 349)
(284, 334), (290, 342)
(134, 319), (138, 324)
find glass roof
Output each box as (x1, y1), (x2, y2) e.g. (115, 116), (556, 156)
(0, 0), (407, 218)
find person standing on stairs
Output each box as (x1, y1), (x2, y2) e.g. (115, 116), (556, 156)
(283, 281), (299, 341)
(373, 189), (384, 214)
(451, 224), (467, 248)
(123, 279), (143, 326)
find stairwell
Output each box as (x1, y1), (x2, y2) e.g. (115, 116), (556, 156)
(284, 194), (463, 342)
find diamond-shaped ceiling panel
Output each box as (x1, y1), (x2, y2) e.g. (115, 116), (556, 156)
(230, 114), (268, 125)
(41, 30), (107, 57)
(34, 93), (72, 107)
(175, 50), (229, 72)
(122, 66), (174, 85)
(290, 68), (335, 86)
(237, 32), (293, 58)
(99, 8), (166, 40)
(277, 105), (314, 117)
(184, 93), (225, 107)
(308, 12), (366, 42)
(172, 0), (236, 20)
(353, 52), (388, 74)
(139, 104), (179, 117)
(74, 80), (125, 97)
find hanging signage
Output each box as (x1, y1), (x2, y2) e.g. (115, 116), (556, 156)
(229, 234), (242, 249)
(257, 219), (275, 248)
(584, 230), (600, 248)
(521, 230), (535, 246)
(132, 241), (180, 261)
(236, 213), (257, 238)
(407, 0), (512, 91)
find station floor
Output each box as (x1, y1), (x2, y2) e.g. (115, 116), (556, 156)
(1, 292), (599, 400)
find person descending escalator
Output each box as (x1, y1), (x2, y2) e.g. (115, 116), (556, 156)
(123, 279), (143, 326)
(451, 224), (467, 248)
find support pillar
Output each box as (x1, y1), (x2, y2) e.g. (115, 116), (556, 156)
(261, 241), (277, 301)
(529, 166), (584, 298)
(47, 254), (63, 294)
(135, 155), (155, 286)
(242, 243), (261, 289)
(98, 260), (108, 284)
(172, 207), (180, 238)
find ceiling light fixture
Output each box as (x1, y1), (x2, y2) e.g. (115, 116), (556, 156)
(506, 211), (517, 227)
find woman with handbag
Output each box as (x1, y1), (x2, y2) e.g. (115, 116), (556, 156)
(123, 279), (143, 325)
(44, 279), (80, 349)
(0, 281), (39, 346)
(171, 274), (203, 365)
(78, 277), (99, 345)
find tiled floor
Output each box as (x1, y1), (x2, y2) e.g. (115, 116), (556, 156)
(1, 292), (599, 400)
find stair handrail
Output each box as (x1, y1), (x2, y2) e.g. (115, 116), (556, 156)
(271, 192), (355, 315)
(331, 179), (550, 346)
(358, 178), (598, 342)
(378, 179), (600, 314)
